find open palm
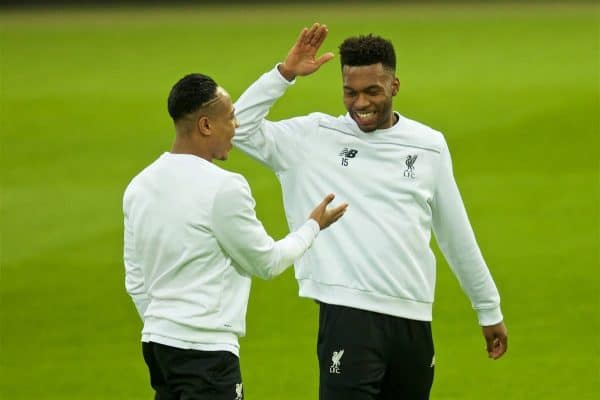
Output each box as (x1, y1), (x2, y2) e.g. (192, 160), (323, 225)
(279, 23), (334, 80)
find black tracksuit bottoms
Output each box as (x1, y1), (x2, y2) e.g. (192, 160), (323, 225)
(317, 302), (434, 400)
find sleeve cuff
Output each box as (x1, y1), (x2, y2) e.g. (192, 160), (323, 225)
(291, 218), (320, 249)
(306, 218), (320, 236)
(476, 306), (504, 326)
(273, 63), (297, 85)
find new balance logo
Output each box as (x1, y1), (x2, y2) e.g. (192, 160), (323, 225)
(329, 349), (345, 374)
(403, 154), (418, 178)
(339, 148), (358, 166)
(339, 148), (358, 158)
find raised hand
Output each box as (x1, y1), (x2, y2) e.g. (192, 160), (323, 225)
(278, 23), (335, 81)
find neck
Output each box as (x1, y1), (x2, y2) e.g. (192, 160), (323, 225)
(171, 134), (212, 162)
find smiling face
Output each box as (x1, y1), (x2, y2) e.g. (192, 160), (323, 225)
(342, 63), (399, 132)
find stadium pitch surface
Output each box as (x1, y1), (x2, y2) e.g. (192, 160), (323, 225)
(1, 3), (598, 399)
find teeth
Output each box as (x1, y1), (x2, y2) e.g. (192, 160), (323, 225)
(356, 111), (374, 119)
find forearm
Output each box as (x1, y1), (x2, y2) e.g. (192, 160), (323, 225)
(432, 145), (503, 326)
(213, 175), (319, 280)
(234, 65), (293, 140)
(435, 211), (503, 325)
(124, 215), (149, 320)
(263, 219), (319, 279)
(129, 292), (150, 319)
(233, 66), (300, 170)
(125, 262), (149, 319)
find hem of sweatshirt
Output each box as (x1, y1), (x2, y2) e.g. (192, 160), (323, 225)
(298, 279), (433, 321)
(142, 317), (240, 356)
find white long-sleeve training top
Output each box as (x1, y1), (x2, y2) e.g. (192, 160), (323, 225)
(233, 66), (503, 326)
(123, 152), (319, 356)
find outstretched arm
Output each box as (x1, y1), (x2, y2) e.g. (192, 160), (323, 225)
(234, 23), (333, 171)
(212, 175), (347, 280)
(278, 23), (335, 81)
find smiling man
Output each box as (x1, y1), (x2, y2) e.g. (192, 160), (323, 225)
(340, 44), (399, 132)
(234, 24), (507, 400)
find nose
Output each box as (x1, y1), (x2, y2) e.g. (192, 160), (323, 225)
(354, 93), (369, 109)
(234, 117), (240, 129)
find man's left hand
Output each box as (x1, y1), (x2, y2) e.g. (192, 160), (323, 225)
(482, 321), (508, 360)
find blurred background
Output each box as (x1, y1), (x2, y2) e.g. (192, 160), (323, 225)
(1, 1), (598, 399)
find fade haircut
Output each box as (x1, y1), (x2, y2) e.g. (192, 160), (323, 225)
(339, 34), (396, 72)
(167, 73), (218, 122)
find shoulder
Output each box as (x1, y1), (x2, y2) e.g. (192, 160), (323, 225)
(215, 169), (250, 195)
(122, 159), (158, 208)
(211, 170), (255, 215)
(398, 114), (447, 152)
(180, 158), (247, 189)
(288, 112), (330, 126)
(123, 177), (138, 211)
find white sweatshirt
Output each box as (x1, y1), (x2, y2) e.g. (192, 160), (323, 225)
(123, 152), (319, 356)
(233, 66), (503, 326)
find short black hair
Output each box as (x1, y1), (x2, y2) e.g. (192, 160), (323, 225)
(167, 73), (218, 122)
(339, 34), (396, 72)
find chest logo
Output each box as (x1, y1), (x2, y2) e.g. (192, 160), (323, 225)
(404, 154), (418, 178)
(339, 148), (358, 166)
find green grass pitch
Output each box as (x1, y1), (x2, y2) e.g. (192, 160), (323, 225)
(0, 3), (598, 399)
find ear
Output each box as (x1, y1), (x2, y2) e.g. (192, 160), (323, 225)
(392, 77), (400, 96)
(197, 116), (212, 136)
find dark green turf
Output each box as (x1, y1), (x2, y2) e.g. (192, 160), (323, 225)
(1, 3), (598, 399)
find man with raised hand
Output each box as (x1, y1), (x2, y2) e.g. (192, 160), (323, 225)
(123, 72), (347, 400)
(234, 23), (507, 399)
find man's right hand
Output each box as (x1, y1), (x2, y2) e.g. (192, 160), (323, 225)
(278, 23), (334, 81)
(309, 194), (348, 230)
